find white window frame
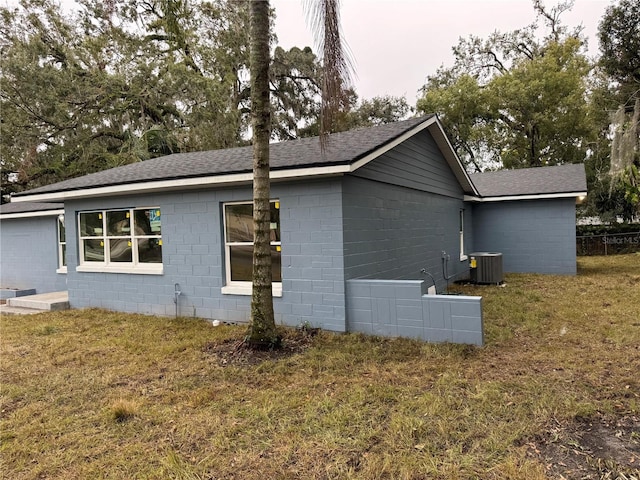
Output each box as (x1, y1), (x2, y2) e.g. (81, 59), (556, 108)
(221, 200), (282, 296)
(459, 209), (468, 261)
(76, 207), (163, 275)
(56, 214), (67, 273)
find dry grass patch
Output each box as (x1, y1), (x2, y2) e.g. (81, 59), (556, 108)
(109, 398), (142, 423)
(1, 255), (639, 479)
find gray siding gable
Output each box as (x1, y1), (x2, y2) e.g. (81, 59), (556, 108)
(351, 129), (464, 198)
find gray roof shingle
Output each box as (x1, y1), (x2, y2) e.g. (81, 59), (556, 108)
(0, 202), (64, 215)
(14, 116), (435, 197)
(470, 164), (587, 198)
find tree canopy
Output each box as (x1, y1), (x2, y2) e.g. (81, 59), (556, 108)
(416, 1), (593, 172)
(0, 0), (409, 201)
(598, 0), (640, 106)
(598, 0), (640, 216)
(415, 0), (640, 220)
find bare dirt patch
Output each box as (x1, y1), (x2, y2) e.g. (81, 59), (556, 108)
(529, 414), (640, 479)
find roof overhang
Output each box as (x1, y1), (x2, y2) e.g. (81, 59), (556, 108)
(10, 166), (349, 203)
(425, 117), (479, 196)
(464, 191), (587, 203)
(0, 208), (64, 220)
(12, 115), (479, 203)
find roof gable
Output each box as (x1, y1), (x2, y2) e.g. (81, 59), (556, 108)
(12, 116), (478, 202)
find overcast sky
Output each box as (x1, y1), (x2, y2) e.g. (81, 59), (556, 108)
(271, 0), (611, 103)
(3, 0), (612, 104)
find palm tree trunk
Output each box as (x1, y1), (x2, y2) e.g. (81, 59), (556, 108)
(247, 0), (278, 347)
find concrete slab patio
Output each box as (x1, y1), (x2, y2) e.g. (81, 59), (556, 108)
(0, 291), (69, 315)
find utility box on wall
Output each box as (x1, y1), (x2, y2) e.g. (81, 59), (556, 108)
(470, 252), (503, 284)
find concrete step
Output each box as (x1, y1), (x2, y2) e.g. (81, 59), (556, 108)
(6, 291), (69, 312)
(0, 305), (47, 315)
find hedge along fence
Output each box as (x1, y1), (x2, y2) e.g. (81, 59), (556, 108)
(577, 231), (640, 256)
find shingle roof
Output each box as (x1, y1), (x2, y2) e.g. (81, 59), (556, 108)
(470, 164), (587, 198)
(14, 116), (436, 197)
(0, 202), (63, 215)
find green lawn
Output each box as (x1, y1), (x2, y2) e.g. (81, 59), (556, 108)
(1, 255), (639, 479)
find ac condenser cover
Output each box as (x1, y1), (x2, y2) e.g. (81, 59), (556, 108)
(469, 252), (504, 284)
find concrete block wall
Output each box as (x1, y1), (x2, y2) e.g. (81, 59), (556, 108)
(472, 198), (577, 274)
(346, 279), (483, 345)
(342, 176), (471, 292)
(0, 216), (67, 293)
(64, 178), (347, 331)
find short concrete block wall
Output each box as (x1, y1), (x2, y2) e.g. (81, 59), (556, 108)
(346, 279), (483, 346)
(1, 288), (37, 300)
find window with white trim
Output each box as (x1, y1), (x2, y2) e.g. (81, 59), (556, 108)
(459, 209), (467, 261)
(223, 200), (281, 291)
(77, 208), (162, 271)
(57, 215), (67, 271)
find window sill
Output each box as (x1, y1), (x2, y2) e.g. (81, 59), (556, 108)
(56, 267), (68, 274)
(76, 265), (163, 275)
(221, 283), (283, 297)
(460, 254), (468, 262)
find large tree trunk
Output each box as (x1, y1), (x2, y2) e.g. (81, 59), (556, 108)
(247, 0), (279, 347)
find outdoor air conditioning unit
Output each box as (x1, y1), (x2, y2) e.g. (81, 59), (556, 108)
(469, 252), (504, 285)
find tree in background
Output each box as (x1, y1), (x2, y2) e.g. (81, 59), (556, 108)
(0, 0), (408, 203)
(598, 0), (640, 216)
(598, 0), (640, 105)
(296, 90), (413, 137)
(416, 1), (593, 172)
(0, 0), (246, 199)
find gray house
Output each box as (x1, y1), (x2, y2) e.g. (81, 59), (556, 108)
(469, 165), (586, 274)
(0, 201), (67, 296)
(1, 116), (586, 344)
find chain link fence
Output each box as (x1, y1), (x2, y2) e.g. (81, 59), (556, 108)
(577, 231), (640, 256)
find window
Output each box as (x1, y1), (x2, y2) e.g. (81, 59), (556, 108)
(77, 208), (162, 273)
(222, 200), (281, 295)
(459, 209), (467, 261)
(57, 215), (67, 272)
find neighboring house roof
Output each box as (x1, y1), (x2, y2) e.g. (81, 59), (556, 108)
(468, 164), (587, 202)
(0, 202), (64, 219)
(12, 115), (479, 203)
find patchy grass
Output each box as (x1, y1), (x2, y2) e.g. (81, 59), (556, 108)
(1, 255), (639, 479)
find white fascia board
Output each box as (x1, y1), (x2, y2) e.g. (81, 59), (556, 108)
(427, 119), (480, 196)
(0, 209), (64, 220)
(464, 191), (587, 202)
(11, 165), (350, 203)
